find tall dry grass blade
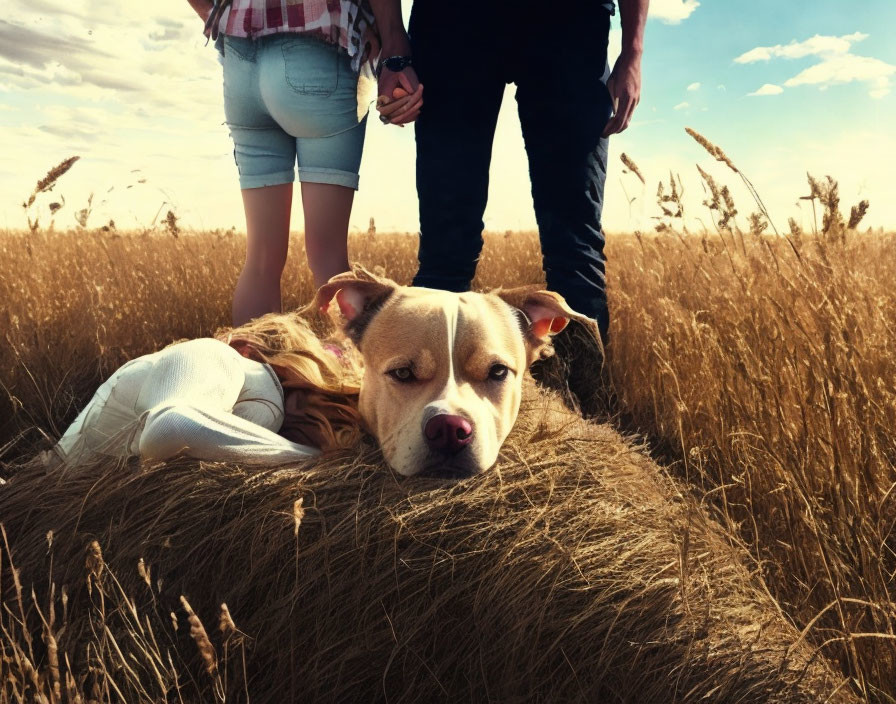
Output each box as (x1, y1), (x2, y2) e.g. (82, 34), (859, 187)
(685, 127), (780, 236)
(179, 596), (218, 678)
(847, 201), (869, 231)
(22, 157), (80, 211)
(685, 128), (738, 173)
(620, 152), (646, 185)
(293, 497), (305, 537)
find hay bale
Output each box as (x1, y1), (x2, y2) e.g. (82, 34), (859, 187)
(1, 386), (855, 703)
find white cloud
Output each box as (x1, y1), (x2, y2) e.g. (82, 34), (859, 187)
(0, 1), (238, 231)
(784, 54), (895, 98)
(735, 32), (868, 63)
(687, 82), (701, 92)
(649, 0), (699, 24)
(674, 101), (689, 110)
(737, 32), (894, 99)
(749, 83), (784, 96)
(1, 2), (221, 111)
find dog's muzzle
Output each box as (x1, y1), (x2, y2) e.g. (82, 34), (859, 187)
(424, 413), (473, 456)
(416, 407), (478, 479)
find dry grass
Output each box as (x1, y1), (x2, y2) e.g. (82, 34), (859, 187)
(0, 387), (859, 703)
(1, 145), (894, 700)
(1, 224), (894, 701)
(614, 229), (896, 697)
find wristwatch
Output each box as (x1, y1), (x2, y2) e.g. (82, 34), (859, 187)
(379, 55), (413, 76)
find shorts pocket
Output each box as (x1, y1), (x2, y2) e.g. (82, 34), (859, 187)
(281, 37), (340, 96)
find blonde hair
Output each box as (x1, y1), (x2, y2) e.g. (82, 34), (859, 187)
(216, 312), (362, 452)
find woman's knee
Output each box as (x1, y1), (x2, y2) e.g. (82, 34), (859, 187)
(242, 237), (289, 276)
(242, 252), (287, 278)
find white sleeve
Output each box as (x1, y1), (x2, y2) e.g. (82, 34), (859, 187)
(134, 338), (246, 416)
(138, 403), (319, 464)
(134, 339), (318, 464)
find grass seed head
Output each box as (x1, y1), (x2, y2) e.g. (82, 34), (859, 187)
(620, 152), (646, 184)
(686, 127), (739, 173)
(180, 595), (218, 677)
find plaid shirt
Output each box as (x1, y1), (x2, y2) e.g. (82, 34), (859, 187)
(206, 0), (378, 72)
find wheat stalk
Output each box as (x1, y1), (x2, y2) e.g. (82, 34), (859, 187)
(22, 157), (80, 210)
(620, 152), (646, 185)
(218, 603), (237, 638)
(685, 128), (780, 236)
(180, 595), (219, 679)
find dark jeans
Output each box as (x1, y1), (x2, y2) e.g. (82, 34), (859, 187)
(409, 1), (614, 340)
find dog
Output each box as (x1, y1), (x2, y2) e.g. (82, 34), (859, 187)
(315, 267), (598, 479)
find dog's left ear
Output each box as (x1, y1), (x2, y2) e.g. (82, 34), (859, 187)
(495, 287), (599, 361)
(314, 265), (397, 343)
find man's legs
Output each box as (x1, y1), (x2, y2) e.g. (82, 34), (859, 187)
(515, 5), (615, 416)
(515, 6), (614, 342)
(410, 3), (506, 292)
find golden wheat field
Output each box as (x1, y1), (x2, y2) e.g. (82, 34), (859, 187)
(2, 149), (896, 701)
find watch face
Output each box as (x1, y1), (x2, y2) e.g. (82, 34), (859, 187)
(384, 56), (409, 72)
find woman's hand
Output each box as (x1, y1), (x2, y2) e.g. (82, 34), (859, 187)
(376, 69), (423, 126)
(187, 0), (214, 22)
(186, 0), (215, 37)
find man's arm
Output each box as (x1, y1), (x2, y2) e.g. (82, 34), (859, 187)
(369, 0), (423, 125)
(368, 0), (411, 58)
(603, 0), (649, 137)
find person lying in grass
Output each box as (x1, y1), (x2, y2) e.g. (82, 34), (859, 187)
(50, 314), (360, 468)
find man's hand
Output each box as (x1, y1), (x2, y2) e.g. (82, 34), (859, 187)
(603, 53), (642, 137)
(366, 0), (420, 124)
(377, 68), (423, 126)
(605, 0), (648, 137)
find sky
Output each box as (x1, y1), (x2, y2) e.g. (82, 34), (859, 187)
(1, 0), (894, 234)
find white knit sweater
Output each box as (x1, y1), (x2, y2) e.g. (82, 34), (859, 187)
(55, 338), (318, 467)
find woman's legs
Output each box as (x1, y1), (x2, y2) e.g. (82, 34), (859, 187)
(232, 183), (293, 326)
(226, 35), (367, 321)
(232, 180), (355, 325)
(301, 182), (354, 288)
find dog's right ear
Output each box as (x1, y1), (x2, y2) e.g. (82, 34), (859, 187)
(314, 266), (397, 343)
(494, 286), (600, 364)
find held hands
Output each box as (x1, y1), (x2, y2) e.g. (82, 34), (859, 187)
(376, 68), (423, 126)
(603, 53), (642, 137)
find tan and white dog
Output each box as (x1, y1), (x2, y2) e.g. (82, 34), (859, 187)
(316, 268), (597, 479)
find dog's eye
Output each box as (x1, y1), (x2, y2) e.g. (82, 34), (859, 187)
(388, 366), (415, 383)
(488, 364), (510, 381)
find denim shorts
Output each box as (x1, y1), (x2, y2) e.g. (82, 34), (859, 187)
(219, 34), (367, 190)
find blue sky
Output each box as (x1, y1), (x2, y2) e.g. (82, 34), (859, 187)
(1, 0), (894, 233)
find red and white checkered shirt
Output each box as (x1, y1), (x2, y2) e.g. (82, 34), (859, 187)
(208, 0), (378, 71)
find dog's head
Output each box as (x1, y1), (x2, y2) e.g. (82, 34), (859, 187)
(316, 267), (595, 478)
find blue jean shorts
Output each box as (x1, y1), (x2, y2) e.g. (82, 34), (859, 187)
(219, 34), (367, 190)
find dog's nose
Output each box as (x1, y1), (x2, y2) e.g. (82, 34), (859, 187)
(424, 414), (473, 455)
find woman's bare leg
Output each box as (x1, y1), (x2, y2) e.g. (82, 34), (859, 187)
(232, 183), (293, 326)
(301, 182), (353, 288)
